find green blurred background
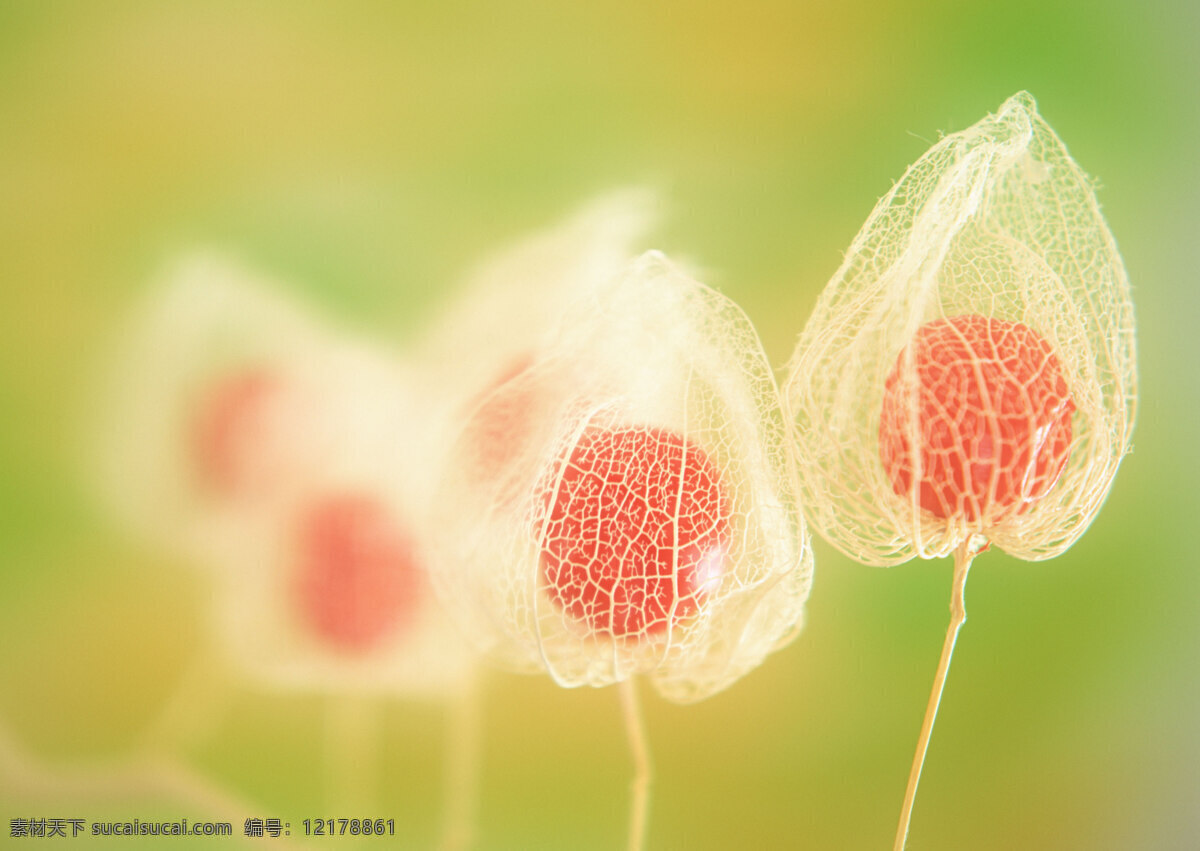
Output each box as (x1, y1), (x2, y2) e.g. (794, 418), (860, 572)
(2, 2), (1197, 848)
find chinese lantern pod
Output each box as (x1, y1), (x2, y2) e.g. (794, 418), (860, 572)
(214, 490), (474, 697)
(94, 254), (475, 696)
(432, 251), (812, 704)
(416, 188), (658, 423)
(414, 190), (659, 522)
(783, 91), (1137, 565)
(203, 352), (476, 697)
(90, 254), (334, 560)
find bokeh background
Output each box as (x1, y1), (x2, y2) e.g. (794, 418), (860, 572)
(2, 2), (1197, 849)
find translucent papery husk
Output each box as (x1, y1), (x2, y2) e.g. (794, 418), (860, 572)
(414, 188), (656, 438)
(205, 347), (464, 692)
(212, 502), (474, 697)
(209, 399), (475, 698)
(431, 251), (812, 704)
(91, 253), (339, 562)
(96, 255), (474, 695)
(783, 92), (1137, 565)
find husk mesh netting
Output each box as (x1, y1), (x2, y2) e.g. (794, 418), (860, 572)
(783, 92), (1137, 565)
(431, 251), (812, 704)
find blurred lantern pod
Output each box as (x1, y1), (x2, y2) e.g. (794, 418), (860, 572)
(413, 188), (659, 472)
(430, 250), (812, 704)
(208, 433), (473, 696)
(91, 254), (472, 695)
(92, 254), (351, 563)
(783, 91), (1137, 566)
(204, 342), (473, 696)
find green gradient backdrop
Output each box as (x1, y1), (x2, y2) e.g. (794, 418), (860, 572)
(2, 2), (1197, 849)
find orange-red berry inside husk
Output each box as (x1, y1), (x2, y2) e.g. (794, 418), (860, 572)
(539, 425), (731, 639)
(462, 354), (537, 483)
(293, 494), (421, 653)
(191, 369), (283, 497)
(878, 314), (1075, 524)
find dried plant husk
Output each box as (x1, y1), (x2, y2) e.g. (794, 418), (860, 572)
(206, 351), (475, 697)
(91, 254), (339, 559)
(783, 92), (1137, 565)
(431, 251), (812, 703)
(211, 490), (474, 697)
(93, 254), (472, 695)
(414, 188), (657, 432)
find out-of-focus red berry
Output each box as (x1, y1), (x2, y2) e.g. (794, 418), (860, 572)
(461, 355), (536, 483)
(190, 369), (286, 497)
(293, 494), (420, 653)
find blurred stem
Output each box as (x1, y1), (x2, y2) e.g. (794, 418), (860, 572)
(439, 672), (481, 851)
(619, 677), (652, 851)
(893, 540), (978, 851)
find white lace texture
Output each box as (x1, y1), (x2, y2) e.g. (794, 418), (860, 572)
(783, 92), (1137, 565)
(430, 250), (812, 704)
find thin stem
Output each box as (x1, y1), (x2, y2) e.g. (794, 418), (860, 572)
(893, 540), (978, 851)
(619, 678), (653, 851)
(439, 674), (481, 851)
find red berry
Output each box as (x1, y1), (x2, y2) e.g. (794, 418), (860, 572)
(462, 355), (537, 483)
(292, 494), (420, 653)
(878, 315), (1074, 523)
(539, 426), (731, 639)
(190, 369), (284, 497)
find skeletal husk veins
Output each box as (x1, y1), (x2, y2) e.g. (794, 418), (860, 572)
(431, 251), (812, 703)
(783, 91), (1137, 565)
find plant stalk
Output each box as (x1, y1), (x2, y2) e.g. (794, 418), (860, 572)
(619, 677), (652, 851)
(893, 540), (977, 851)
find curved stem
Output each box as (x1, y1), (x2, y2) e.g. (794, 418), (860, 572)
(893, 541), (977, 851)
(619, 678), (652, 851)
